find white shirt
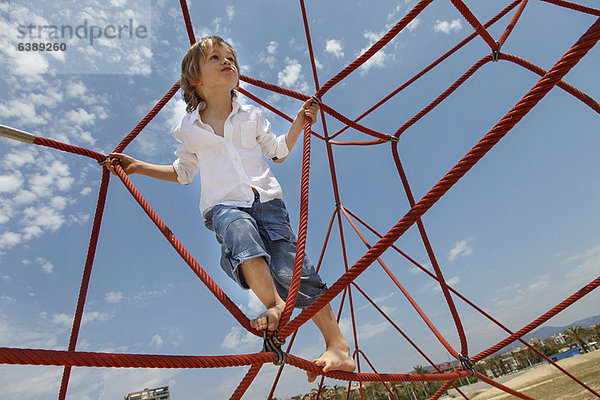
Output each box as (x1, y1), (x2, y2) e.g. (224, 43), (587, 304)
(172, 100), (290, 216)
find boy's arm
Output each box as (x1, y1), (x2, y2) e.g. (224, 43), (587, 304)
(106, 153), (179, 182)
(275, 98), (319, 164)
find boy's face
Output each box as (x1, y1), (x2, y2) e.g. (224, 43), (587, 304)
(195, 43), (239, 95)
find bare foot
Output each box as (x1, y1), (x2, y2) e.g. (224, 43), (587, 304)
(307, 345), (355, 382)
(250, 301), (285, 332)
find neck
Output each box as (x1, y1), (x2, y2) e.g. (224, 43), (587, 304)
(201, 90), (233, 118)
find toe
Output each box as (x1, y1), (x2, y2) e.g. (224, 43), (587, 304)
(267, 318), (278, 332)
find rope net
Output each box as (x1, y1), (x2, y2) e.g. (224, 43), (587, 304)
(1, 1), (599, 399)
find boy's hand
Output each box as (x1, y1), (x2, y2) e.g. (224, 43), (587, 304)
(299, 98), (320, 125)
(105, 153), (138, 176)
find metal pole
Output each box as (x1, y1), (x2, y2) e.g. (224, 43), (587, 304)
(0, 124), (36, 144)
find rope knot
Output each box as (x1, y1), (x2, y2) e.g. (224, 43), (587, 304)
(262, 330), (286, 366)
(457, 353), (478, 379)
(492, 41), (502, 62)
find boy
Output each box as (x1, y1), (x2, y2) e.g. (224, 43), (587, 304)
(106, 36), (355, 381)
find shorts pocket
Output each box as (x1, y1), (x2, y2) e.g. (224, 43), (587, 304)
(265, 224), (295, 242)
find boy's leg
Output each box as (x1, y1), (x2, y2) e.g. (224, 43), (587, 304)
(308, 303), (355, 382)
(239, 256), (286, 332)
(240, 255), (354, 381)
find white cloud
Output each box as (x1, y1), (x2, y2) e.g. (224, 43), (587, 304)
(0, 99), (45, 126)
(12, 51), (50, 75)
(447, 238), (473, 261)
(434, 19), (463, 34)
(226, 5), (235, 21)
(106, 291), (124, 303)
(388, 4), (403, 21)
(66, 81), (87, 98)
(65, 108), (96, 126)
(410, 262), (431, 274)
(0, 232), (21, 250)
(22, 206), (66, 235)
(528, 274), (551, 291)
(34, 256), (54, 274)
(50, 311), (110, 328)
(133, 287), (169, 303)
(3, 149), (36, 168)
(83, 311), (111, 325)
(150, 334), (164, 348)
(238, 291), (264, 316)
(435, 276), (460, 292)
(357, 30), (395, 75)
(51, 313), (73, 327)
(267, 41), (278, 54)
(0, 295), (16, 304)
(221, 327), (261, 350)
(325, 39), (344, 59)
(340, 318), (390, 341)
(164, 98), (187, 131)
(277, 57), (309, 93)
(407, 18), (421, 31)
(0, 173), (23, 193)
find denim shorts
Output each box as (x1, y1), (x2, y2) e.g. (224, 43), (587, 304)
(203, 192), (327, 308)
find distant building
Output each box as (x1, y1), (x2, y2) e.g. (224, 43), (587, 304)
(125, 386), (170, 400)
(546, 332), (567, 345)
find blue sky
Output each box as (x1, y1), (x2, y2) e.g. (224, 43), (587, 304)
(1, 0), (599, 399)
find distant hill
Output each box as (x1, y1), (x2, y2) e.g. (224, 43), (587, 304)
(502, 314), (600, 353)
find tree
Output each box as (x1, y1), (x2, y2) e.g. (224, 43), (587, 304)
(565, 325), (590, 353)
(332, 384), (347, 400)
(485, 354), (509, 377)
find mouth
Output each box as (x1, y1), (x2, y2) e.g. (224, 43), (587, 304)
(222, 67), (234, 72)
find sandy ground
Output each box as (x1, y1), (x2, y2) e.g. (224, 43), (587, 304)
(444, 350), (600, 399)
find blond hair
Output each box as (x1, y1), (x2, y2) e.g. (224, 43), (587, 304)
(180, 36), (240, 113)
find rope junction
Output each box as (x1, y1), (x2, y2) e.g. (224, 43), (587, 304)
(0, 1), (599, 399)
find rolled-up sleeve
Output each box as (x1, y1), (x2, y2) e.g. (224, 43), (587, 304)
(172, 126), (199, 185)
(255, 109), (290, 160)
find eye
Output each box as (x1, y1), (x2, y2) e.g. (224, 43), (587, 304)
(210, 54), (219, 60)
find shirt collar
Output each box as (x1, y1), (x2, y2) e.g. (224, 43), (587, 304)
(192, 99), (241, 125)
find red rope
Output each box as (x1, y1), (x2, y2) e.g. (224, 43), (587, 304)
(317, 0), (435, 97)
(241, 74), (391, 140)
(58, 169), (111, 400)
(179, 0), (197, 45)
(474, 275), (600, 362)
(541, 0), (600, 16)
(339, 206), (460, 358)
(114, 82), (181, 153)
(476, 373), (536, 400)
(499, 0), (529, 46)
(33, 136), (105, 163)
(343, 207), (600, 398)
(330, 0), (524, 140)
(448, 0), (500, 51)
(279, 117), (313, 327)
(2, 3), (598, 399)
(279, 16), (600, 339)
(390, 152), (469, 357)
(500, 53), (600, 114)
(111, 161), (259, 336)
(229, 364), (262, 400)
(0, 347), (475, 383)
